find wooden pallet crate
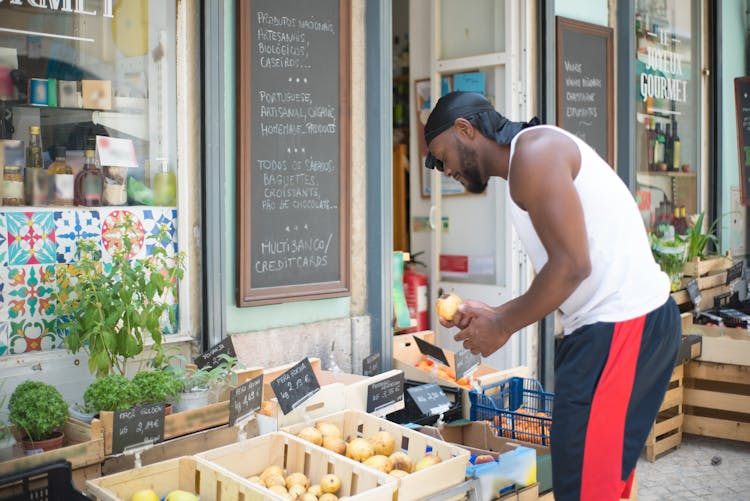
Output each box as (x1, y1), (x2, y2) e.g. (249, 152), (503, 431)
(282, 409), (470, 501)
(644, 364), (684, 461)
(0, 418), (104, 493)
(682, 254), (733, 278)
(197, 432), (398, 501)
(87, 456), (270, 501)
(683, 361), (750, 443)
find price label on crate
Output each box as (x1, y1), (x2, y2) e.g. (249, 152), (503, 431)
(112, 403), (165, 454)
(194, 337), (236, 370)
(413, 336), (449, 366)
(362, 352), (381, 377)
(229, 374), (263, 426)
(686, 278), (702, 308)
(270, 357), (321, 415)
(454, 348), (481, 380)
(366, 371), (404, 414)
(726, 261), (744, 285)
(407, 383), (451, 417)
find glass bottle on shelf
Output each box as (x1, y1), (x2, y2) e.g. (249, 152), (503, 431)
(153, 158), (177, 206)
(653, 122), (665, 169)
(672, 121), (681, 171)
(24, 125), (48, 205)
(3, 164), (24, 206)
(645, 118), (655, 169)
(74, 146), (104, 207)
(664, 123), (673, 171)
(47, 145), (74, 205)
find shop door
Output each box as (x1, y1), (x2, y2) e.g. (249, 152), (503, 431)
(427, 0), (532, 371)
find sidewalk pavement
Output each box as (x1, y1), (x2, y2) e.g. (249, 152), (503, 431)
(636, 434), (750, 500)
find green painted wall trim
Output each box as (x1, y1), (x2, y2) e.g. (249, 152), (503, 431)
(721, 0), (747, 255)
(555, 0), (608, 27)
(222, 0), (350, 333)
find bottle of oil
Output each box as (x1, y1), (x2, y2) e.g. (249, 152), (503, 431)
(153, 158), (176, 206)
(48, 146), (74, 205)
(24, 125), (48, 205)
(74, 146), (104, 206)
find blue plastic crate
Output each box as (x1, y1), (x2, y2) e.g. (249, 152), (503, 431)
(469, 377), (554, 445)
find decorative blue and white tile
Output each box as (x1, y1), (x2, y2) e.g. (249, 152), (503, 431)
(142, 208), (178, 256)
(0, 322), (8, 356)
(54, 210), (102, 263)
(8, 317), (58, 354)
(6, 211), (57, 265)
(100, 209), (146, 261)
(6, 265), (56, 319)
(0, 266), (6, 322)
(0, 212), (7, 266)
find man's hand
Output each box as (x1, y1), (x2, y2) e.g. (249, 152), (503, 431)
(450, 301), (513, 357)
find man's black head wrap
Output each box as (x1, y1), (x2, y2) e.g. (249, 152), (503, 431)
(423, 91), (540, 171)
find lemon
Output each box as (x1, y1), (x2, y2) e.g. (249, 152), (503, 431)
(165, 490), (199, 501)
(130, 489), (159, 501)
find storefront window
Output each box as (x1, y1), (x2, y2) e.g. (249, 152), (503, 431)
(0, 1), (180, 356)
(635, 0), (699, 235)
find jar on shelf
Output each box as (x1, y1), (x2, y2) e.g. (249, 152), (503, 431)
(102, 165), (127, 206)
(3, 164), (24, 205)
(152, 159), (176, 206)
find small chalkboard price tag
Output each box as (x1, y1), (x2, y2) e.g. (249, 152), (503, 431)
(413, 336), (449, 366)
(194, 337), (236, 370)
(229, 374), (263, 426)
(686, 278), (702, 308)
(366, 371), (404, 413)
(454, 348), (481, 380)
(407, 383), (451, 417)
(112, 403), (165, 455)
(726, 261), (744, 285)
(362, 352), (381, 377)
(270, 358), (321, 415)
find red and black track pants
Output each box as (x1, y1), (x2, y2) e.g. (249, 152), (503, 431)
(551, 297), (681, 501)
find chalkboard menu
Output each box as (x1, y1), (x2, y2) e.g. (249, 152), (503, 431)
(735, 77), (750, 205)
(112, 403), (165, 455)
(406, 383), (451, 417)
(236, 0), (351, 306)
(229, 374), (263, 426)
(362, 352), (381, 377)
(366, 371), (404, 413)
(194, 337), (236, 370)
(556, 17), (613, 165)
(270, 357), (321, 415)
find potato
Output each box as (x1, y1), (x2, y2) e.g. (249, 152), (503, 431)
(346, 438), (374, 462)
(320, 474), (342, 494)
(297, 426), (324, 446)
(316, 420), (343, 439)
(307, 485), (323, 497)
(286, 472), (310, 489)
(323, 435), (347, 455)
(368, 431), (395, 456)
(388, 451), (413, 473)
(436, 293), (462, 321)
(363, 454), (393, 473)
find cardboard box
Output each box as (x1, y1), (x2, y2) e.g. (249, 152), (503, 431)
(393, 332), (530, 419)
(419, 421), (552, 494)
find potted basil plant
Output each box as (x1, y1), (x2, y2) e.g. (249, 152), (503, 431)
(8, 381), (69, 452)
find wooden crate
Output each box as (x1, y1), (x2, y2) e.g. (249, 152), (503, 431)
(683, 361), (750, 442)
(0, 418), (104, 493)
(101, 417), (259, 475)
(282, 409), (470, 501)
(197, 432), (397, 501)
(87, 456), (269, 501)
(394, 331), (530, 419)
(682, 254), (733, 278)
(644, 364), (684, 461)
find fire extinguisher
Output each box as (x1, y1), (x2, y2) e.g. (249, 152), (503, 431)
(403, 252), (429, 333)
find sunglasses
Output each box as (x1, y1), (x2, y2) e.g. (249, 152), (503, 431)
(424, 153), (444, 172)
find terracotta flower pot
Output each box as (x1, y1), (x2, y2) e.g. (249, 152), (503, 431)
(21, 431), (64, 453)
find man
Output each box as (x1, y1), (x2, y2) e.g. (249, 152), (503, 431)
(424, 91), (680, 501)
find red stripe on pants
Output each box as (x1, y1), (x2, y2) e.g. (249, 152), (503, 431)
(581, 315), (645, 500)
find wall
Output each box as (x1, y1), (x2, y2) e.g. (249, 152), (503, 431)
(555, 0), (608, 26)
(222, 0), (370, 371)
(721, 0), (748, 257)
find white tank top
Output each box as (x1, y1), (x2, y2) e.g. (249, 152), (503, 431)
(508, 125), (670, 334)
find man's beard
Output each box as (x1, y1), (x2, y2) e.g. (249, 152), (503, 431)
(456, 139), (487, 193)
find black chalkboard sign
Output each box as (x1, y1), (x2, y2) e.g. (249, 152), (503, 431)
(366, 371), (404, 413)
(229, 374), (264, 426)
(454, 349), (480, 380)
(726, 261), (744, 285)
(413, 336), (449, 366)
(686, 278), (702, 308)
(112, 403), (165, 455)
(270, 358), (321, 415)
(407, 383), (451, 417)
(194, 337), (236, 370)
(236, 0), (351, 306)
(556, 17), (614, 165)
(735, 77), (750, 205)
(362, 352), (381, 377)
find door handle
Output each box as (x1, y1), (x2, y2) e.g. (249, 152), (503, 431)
(428, 205), (437, 230)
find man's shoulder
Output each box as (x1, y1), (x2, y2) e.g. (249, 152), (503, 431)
(514, 126), (576, 158)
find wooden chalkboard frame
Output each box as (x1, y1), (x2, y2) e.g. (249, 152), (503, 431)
(235, 0), (351, 306)
(555, 17), (614, 166)
(734, 77), (750, 206)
